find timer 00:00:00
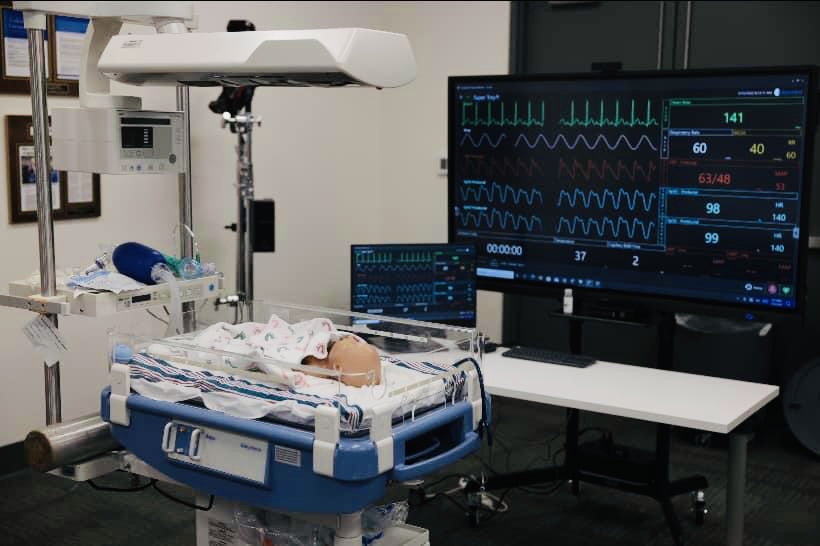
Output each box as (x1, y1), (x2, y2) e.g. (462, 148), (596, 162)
(486, 243), (523, 256)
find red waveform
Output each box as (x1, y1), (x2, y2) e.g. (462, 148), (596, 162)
(464, 155), (544, 178)
(558, 158), (657, 182)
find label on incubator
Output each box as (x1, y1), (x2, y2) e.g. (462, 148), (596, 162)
(23, 315), (68, 366)
(274, 445), (301, 467)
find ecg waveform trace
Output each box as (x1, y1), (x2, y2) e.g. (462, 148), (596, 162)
(461, 100), (545, 128)
(460, 132), (658, 152)
(458, 208), (544, 233)
(558, 158), (657, 182)
(355, 251), (435, 265)
(460, 181), (544, 206)
(558, 98), (658, 128)
(557, 188), (657, 212)
(556, 216), (656, 241)
(464, 155), (544, 178)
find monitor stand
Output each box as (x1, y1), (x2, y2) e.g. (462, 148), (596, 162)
(462, 308), (708, 546)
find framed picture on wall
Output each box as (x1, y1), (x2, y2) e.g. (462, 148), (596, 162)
(0, 2), (89, 97)
(6, 114), (100, 224)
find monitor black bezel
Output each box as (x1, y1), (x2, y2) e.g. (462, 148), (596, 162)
(349, 242), (478, 327)
(447, 65), (818, 320)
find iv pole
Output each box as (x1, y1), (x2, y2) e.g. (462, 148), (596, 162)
(226, 111), (261, 320)
(177, 84), (197, 332)
(210, 20), (260, 321)
(24, 10), (60, 425)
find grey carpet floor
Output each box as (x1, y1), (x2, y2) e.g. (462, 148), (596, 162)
(0, 397), (818, 545)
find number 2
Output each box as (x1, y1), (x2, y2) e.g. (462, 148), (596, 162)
(632, 255), (639, 267)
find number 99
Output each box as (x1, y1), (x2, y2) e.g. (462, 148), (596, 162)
(705, 232), (720, 244)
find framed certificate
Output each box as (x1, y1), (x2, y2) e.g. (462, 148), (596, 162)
(0, 2), (88, 97)
(6, 115), (100, 224)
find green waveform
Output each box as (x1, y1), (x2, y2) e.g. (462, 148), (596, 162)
(462, 100), (545, 128)
(356, 252), (393, 264)
(398, 251), (433, 263)
(559, 99), (658, 127)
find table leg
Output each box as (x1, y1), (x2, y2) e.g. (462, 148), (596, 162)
(727, 432), (751, 546)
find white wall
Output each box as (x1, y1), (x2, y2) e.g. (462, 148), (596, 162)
(376, 2), (510, 340)
(0, 1), (509, 446)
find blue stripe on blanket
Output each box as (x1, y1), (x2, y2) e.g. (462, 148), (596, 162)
(129, 353), (364, 431)
(381, 356), (468, 402)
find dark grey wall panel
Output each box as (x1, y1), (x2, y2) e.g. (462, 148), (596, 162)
(686, 2), (820, 69)
(520, 1), (666, 73)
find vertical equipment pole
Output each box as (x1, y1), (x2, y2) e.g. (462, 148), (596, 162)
(235, 115), (256, 319)
(236, 127), (247, 309)
(243, 118), (255, 318)
(26, 13), (61, 425)
(176, 84), (196, 333)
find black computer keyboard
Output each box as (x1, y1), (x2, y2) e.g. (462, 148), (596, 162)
(501, 346), (596, 368)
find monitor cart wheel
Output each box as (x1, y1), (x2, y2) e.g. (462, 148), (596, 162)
(691, 490), (707, 525)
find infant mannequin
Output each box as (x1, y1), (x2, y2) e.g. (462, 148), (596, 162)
(303, 335), (382, 387)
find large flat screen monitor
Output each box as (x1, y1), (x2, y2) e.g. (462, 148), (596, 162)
(350, 243), (477, 326)
(449, 67), (817, 314)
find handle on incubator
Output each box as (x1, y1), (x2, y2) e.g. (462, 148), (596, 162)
(391, 432), (479, 482)
(188, 428), (202, 460)
(161, 422), (175, 453)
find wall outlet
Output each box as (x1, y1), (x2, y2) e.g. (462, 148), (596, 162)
(438, 156), (448, 177)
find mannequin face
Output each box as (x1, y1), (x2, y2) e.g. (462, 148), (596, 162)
(328, 336), (382, 387)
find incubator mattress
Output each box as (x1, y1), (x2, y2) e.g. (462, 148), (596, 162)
(126, 352), (467, 433)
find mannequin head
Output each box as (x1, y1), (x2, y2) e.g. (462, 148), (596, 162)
(302, 336), (382, 387)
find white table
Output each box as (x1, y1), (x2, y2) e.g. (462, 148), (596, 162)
(479, 349), (779, 546)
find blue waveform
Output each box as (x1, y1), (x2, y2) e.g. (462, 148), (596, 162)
(358, 263), (433, 273)
(355, 285), (392, 295)
(557, 188), (657, 212)
(458, 208), (543, 232)
(460, 182), (544, 206)
(361, 295), (393, 305)
(460, 133), (507, 148)
(396, 283), (434, 294)
(396, 294), (434, 304)
(459, 132), (657, 151)
(556, 216), (656, 240)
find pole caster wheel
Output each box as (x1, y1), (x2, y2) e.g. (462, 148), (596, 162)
(691, 490), (707, 526)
